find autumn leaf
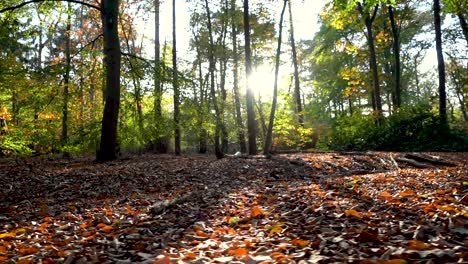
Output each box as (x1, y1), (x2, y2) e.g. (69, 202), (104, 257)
(408, 240), (430, 250)
(0, 256), (8, 262)
(291, 239), (308, 247)
(182, 252), (196, 260)
(100, 225), (113, 233)
(233, 248), (248, 256)
(382, 260), (408, 264)
(251, 206), (264, 218)
(16, 259), (33, 264)
(345, 209), (363, 218)
(18, 247), (39, 255)
(269, 225), (283, 235)
(153, 255), (172, 264)
(0, 232), (14, 239)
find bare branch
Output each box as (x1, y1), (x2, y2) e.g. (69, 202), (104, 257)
(0, 0), (102, 14)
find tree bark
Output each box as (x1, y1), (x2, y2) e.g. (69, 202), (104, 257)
(357, 2), (382, 120)
(153, 0), (167, 153)
(231, 0), (247, 153)
(457, 13), (468, 46)
(388, 5), (401, 108)
(288, 0), (303, 126)
(264, 0), (287, 155)
(204, 0), (224, 159)
(62, 1), (71, 146)
(433, 0), (447, 125)
(172, 0), (181, 155)
(243, 0), (257, 155)
(97, 0), (121, 161)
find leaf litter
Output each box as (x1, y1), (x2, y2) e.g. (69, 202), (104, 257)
(0, 152), (466, 263)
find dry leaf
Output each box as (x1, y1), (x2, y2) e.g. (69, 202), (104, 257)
(251, 206), (263, 218)
(291, 239), (308, 247)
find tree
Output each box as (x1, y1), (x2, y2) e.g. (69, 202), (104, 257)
(243, 0), (257, 155)
(433, 0), (447, 125)
(387, 4), (401, 108)
(153, 0), (167, 153)
(204, 0), (224, 159)
(288, 0), (303, 126)
(231, 0), (247, 153)
(356, 1), (382, 119)
(264, 0), (287, 155)
(172, 0), (181, 155)
(62, 2), (72, 146)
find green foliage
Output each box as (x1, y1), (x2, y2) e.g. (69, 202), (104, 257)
(328, 107), (468, 151)
(0, 135), (33, 156)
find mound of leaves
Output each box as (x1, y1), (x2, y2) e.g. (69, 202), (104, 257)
(0, 152), (466, 263)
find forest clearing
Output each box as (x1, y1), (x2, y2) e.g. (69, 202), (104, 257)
(0, 152), (466, 263)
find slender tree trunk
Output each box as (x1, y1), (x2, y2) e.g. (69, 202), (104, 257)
(288, 0), (303, 126)
(433, 0), (447, 125)
(193, 33), (208, 154)
(231, 0), (247, 153)
(358, 2), (382, 119)
(204, 0), (224, 159)
(219, 4), (229, 153)
(153, 0), (167, 153)
(62, 2), (71, 146)
(388, 5), (401, 108)
(457, 14), (468, 46)
(172, 0), (181, 155)
(97, 0), (121, 161)
(264, 0), (287, 155)
(243, 0), (257, 155)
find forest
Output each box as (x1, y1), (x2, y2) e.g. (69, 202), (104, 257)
(0, 0), (466, 159)
(0, 0), (467, 263)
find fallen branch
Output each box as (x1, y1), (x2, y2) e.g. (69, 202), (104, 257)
(404, 153), (457, 167)
(395, 157), (436, 169)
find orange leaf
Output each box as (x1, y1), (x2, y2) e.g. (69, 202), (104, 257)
(100, 225), (113, 233)
(408, 240), (430, 250)
(382, 259), (408, 264)
(96, 223), (107, 228)
(345, 209), (363, 218)
(234, 248), (248, 256)
(291, 239), (308, 247)
(0, 256), (8, 262)
(182, 252), (196, 260)
(18, 247), (39, 255)
(0, 245), (7, 253)
(251, 206), (263, 218)
(399, 190), (416, 197)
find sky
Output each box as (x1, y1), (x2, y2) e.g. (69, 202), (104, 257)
(138, 1), (326, 58)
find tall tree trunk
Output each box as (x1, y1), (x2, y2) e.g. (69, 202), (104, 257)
(219, 2), (229, 153)
(231, 0), (247, 153)
(153, 0), (167, 153)
(264, 0), (287, 155)
(62, 1), (71, 146)
(204, 0), (224, 159)
(358, 2), (382, 120)
(457, 14), (468, 46)
(97, 0), (121, 161)
(172, 0), (181, 155)
(243, 0), (257, 155)
(433, 0), (447, 125)
(193, 32), (208, 154)
(288, 0), (303, 126)
(388, 5), (401, 108)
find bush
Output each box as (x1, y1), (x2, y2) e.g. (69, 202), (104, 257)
(328, 107), (468, 151)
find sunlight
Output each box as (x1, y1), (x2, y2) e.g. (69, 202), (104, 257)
(248, 65), (275, 97)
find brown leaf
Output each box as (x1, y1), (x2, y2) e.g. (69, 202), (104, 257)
(251, 206), (263, 218)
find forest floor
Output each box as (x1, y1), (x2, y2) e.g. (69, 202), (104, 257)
(0, 152), (466, 264)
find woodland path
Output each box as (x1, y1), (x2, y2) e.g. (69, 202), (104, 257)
(0, 152), (466, 263)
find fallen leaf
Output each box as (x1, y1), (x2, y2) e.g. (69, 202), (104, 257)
(291, 239), (308, 247)
(345, 209), (362, 218)
(408, 240), (430, 250)
(251, 206), (263, 218)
